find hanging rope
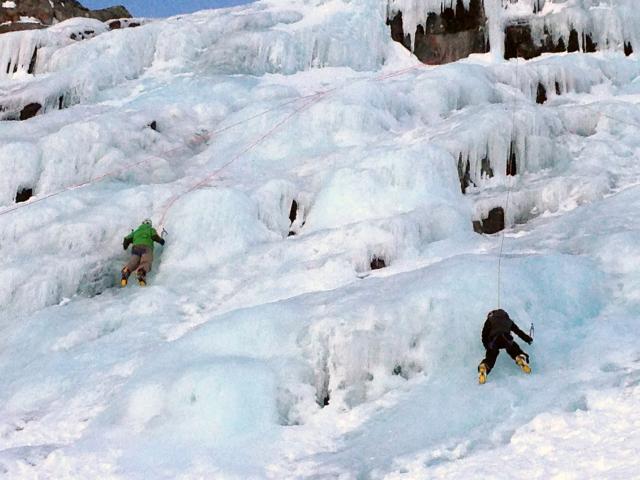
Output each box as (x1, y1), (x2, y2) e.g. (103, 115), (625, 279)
(497, 48), (520, 308)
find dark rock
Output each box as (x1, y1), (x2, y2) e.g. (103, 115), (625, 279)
(567, 29), (580, 52)
(148, 120), (158, 131)
(507, 142), (517, 176)
(625, 42), (633, 56)
(557, 37), (566, 51)
(289, 199), (298, 224)
(459, 153), (495, 194)
(27, 47), (38, 74)
(0, 1), (131, 34)
(19, 103), (41, 120)
(58, 95), (64, 109)
(15, 188), (33, 203)
(0, 23), (45, 34)
(88, 6), (130, 22)
(536, 82), (547, 104)
(504, 24), (566, 60)
(287, 199), (299, 237)
(458, 153), (472, 194)
(484, 207), (505, 234)
(388, 0), (488, 65)
(481, 155), (494, 178)
(555, 81), (562, 95)
(370, 257), (386, 270)
(107, 18), (141, 30)
(504, 23), (592, 60)
(387, 11), (411, 50)
(504, 25), (529, 59)
(474, 207), (505, 234)
(532, 0), (544, 14)
(584, 33), (597, 53)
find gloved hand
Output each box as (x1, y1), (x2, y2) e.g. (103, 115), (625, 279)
(523, 335), (533, 345)
(122, 241), (128, 250)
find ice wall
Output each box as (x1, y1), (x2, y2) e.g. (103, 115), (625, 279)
(0, 0), (395, 119)
(0, 18), (108, 79)
(2, 0), (640, 477)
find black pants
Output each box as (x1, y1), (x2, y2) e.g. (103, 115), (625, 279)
(481, 334), (526, 373)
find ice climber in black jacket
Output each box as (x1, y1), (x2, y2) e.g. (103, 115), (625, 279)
(478, 309), (533, 384)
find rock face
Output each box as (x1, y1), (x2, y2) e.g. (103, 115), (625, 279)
(387, 0), (488, 65)
(0, 0), (130, 34)
(473, 207), (505, 235)
(504, 24), (597, 60)
(19, 102), (41, 120)
(388, 0), (634, 65)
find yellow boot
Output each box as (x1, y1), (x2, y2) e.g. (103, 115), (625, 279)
(478, 363), (488, 385)
(515, 354), (531, 374)
(120, 268), (130, 287)
(136, 269), (147, 287)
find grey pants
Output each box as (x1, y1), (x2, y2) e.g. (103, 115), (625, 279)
(124, 245), (153, 278)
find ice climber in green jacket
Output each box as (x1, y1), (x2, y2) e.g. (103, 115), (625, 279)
(121, 219), (165, 287)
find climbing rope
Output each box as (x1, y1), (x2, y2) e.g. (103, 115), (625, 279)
(0, 61), (431, 223)
(0, 94), (327, 220)
(497, 49), (520, 308)
(154, 64), (433, 228)
(157, 92), (332, 228)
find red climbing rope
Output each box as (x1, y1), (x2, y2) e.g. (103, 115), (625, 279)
(0, 97), (320, 219)
(157, 92), (332, 227)
(156, 64), (434, 227)
(0, 61), (432, 222)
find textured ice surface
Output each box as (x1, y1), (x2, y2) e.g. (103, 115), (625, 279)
(1, 0), (640, 478)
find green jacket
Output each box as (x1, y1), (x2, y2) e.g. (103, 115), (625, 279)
(123, 224), (165, 251)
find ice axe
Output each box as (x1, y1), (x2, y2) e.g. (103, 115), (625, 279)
(529, 323), (534, 340)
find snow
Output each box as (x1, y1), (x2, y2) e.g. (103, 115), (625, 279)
(386, 386), (640, 478)
(1, 0), (640, 478)
(18, 16), (41, 24)
(2, 1), (16, 8)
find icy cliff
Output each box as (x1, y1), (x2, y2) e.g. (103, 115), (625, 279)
(1, 0), (640, 478)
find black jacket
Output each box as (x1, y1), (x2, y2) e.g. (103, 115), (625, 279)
(482, 309), (532, 349)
